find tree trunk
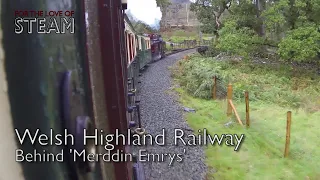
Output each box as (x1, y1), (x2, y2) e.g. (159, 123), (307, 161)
(256, 0), (265, 37)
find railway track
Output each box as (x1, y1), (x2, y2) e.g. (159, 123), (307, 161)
(165, 47), (197, 56)
(136, 49), (207, 180)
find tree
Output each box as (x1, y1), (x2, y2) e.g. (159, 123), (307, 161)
(190, 0), (232, 32)
(133, 20), (157, 34)
(189, 0), (320, 62)
(156, 0), (171, 9)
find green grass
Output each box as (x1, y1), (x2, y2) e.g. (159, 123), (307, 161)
(171, 55), (320, 112)
(162, 29), (213, 43)
(171, 55), (320, 180)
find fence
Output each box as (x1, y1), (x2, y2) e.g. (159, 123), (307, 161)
(165, 39), (213, 53)
(211, 76), (293, 158)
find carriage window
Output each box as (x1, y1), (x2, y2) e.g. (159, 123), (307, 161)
(134, 36), (137, 56)
(146, 40), (148, 49)
(126, 32), (130, 63)
(136, 38), (139, 50)
(146, 39), (148, 49)
(128, 33), (132, 62)
(130, 34), (133, 60)
(138, 37), (142, 50)
(125, 32), (128, 62)
(132, 35), (136, 57)
(129, 34), (132, 61)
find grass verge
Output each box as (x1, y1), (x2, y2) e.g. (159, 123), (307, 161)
(170, 55), (320, 180)
(162, 30), (213, 43)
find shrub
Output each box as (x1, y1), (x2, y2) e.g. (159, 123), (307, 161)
(216, 21), (263, 58)
(278, 24), (320, 62)
(172, 55), (320, 109)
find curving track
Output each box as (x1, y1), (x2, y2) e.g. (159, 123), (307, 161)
(137, 49), (207, 180)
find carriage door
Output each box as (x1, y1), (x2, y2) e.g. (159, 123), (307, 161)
(2, 0), (107, 179)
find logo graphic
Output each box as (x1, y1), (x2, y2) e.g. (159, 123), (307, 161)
(14, 10), (75, 34)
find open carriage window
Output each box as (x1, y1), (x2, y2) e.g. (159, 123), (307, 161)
(138, 37), (142, 50)
(126, 32), (131, 63)
(130, 34), (133, 60)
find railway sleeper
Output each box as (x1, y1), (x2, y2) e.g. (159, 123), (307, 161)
(127, 104), (142, 128)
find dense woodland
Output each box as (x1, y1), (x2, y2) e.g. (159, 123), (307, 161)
(157, 0), (320, 63)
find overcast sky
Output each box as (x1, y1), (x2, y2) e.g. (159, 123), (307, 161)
(127, 0), (195, 26)
(127, 0), (162, 26)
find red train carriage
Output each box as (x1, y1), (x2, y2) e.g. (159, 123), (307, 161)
(2, 0), (145, 180)
(147, 34), (166, 61)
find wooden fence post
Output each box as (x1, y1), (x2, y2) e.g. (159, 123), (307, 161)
(228, 99), (243, 126)
(284, 111), (292, 158)
(212, 76), (217, 100)
(227, 84), (232, 116)
(245, 91), (250, 128)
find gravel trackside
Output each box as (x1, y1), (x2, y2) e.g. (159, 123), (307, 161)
(137, 49), (207, 180)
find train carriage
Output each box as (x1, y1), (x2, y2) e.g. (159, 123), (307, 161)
(137, 35), (152, 69)
(123, 15), (152, 131)
(149, 34), (166, 61)
(0, 0), (185, 178)
(124, 14), (152, 76)
(1, 0), (150, 180)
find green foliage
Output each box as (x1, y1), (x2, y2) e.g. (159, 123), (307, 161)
(165, 36), (199, 43)
(189, 0), (320, 62)
(156, 0), (171, 8)
(175, 87), (320, 180)
(216, 21), (263, 57)
(166, 36), (186, 43)
(172, 55), (320, 110)
(133, 21), (157, 34)
(229, 1), (261, 31)
(278, 24), (320, 62)
(172, 53), (320, 180)
(205, 47), (220, 57)
(162, 30), (213, 43)
(172, 1), (320, 177)
(190, 0), (231, 34)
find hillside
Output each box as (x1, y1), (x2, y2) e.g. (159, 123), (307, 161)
(160, 0), (199, 29)
(170, 0), (190, 3)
